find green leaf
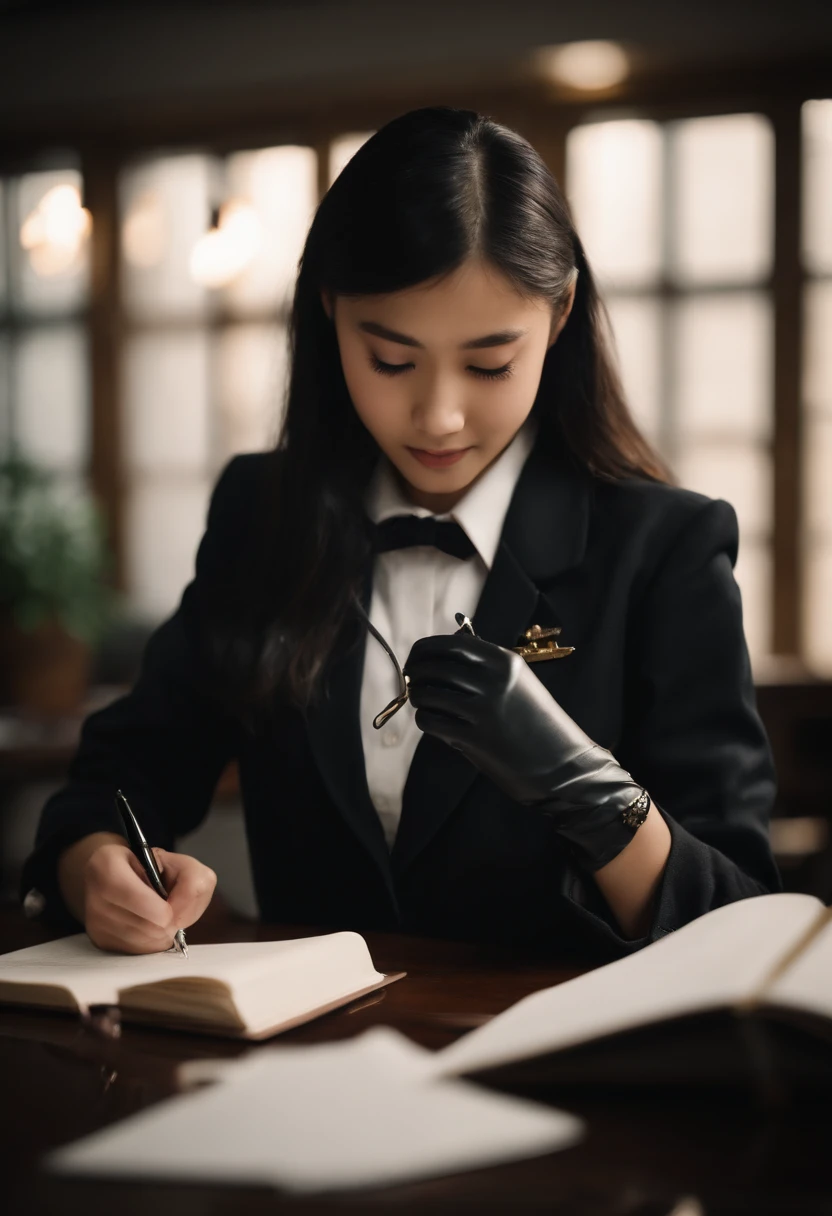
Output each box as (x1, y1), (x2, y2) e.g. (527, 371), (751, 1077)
(0, 445), (115, 645)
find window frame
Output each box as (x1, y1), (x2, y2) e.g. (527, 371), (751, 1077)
(1, 61), (824, 666)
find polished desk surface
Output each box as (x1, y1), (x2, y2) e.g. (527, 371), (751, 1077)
(1, 900), (830, 1216)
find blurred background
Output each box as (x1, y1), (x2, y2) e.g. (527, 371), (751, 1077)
(0, 0), (830, 917)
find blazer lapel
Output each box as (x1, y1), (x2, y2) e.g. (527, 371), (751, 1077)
(302, 561), (400, 913)
(390, 444), (594, 876)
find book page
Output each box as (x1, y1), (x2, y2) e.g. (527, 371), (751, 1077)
(0, 932), (385, 1029)
(210, 932), (386, 1034)
(427, 893), (823, 1080)
(762, 909), (832, 1020)
(49, 1026), (584, 1193)
(0, 934), (189, 1009)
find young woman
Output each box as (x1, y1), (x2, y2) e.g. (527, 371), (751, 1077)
(22, 106), (781, 959)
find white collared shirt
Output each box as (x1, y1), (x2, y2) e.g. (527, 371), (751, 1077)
(360, 418), (538, 849)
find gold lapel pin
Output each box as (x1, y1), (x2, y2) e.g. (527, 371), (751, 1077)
(359, 598), (574, 731)
(512, 624), (575, 662)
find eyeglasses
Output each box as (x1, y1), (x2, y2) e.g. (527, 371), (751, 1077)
(353, 597), (477, 729)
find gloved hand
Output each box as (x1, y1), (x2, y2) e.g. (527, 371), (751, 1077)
(404, 629), (649, 871)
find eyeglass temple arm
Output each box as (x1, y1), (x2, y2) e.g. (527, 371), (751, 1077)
(352, 597), (410, 729)
(353, 598), (479, 731)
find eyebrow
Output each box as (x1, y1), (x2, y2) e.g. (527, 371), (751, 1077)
(357, 320), (529, 350)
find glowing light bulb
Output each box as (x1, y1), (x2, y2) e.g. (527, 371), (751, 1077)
(533, 41), (630, 93)
(20, 183), (92, 277)
(189, 199), (262, 288)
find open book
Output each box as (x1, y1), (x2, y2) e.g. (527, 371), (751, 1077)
(0, 932), (404, 1039)
(425, 892), (832, 1097)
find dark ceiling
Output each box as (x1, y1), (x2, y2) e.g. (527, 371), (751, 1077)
(0, 0), (829, 141)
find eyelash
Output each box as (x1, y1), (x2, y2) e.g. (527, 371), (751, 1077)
(368, 354), (515, 382)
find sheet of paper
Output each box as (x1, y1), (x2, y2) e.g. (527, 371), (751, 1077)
(763, 913), (832, 1021)
(426, 892), (824, 1080)
(0, 932), (382, 1020)
(48, 1026), (583, 1193)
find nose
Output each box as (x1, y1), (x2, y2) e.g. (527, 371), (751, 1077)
(411, 375), (466, 439)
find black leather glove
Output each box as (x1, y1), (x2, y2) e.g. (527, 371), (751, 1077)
(404, 629), (649, 871)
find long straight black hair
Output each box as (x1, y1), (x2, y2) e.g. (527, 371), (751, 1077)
(199, 106), (671, 723)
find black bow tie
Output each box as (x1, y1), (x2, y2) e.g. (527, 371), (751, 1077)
(373, 514), (477, 561)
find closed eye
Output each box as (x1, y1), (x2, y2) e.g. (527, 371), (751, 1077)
(369, 354), (515, 382)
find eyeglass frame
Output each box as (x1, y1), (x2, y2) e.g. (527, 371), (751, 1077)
(352, 597), (476, 729)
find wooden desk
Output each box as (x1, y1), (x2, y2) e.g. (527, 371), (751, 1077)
(1, 901), (831, 1216)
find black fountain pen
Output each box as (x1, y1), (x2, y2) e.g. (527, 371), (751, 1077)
(114, 789), (188, 957)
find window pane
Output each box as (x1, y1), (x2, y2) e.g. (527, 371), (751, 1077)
(123, 331), (211, 473)
(804, 279), (832, 414)
(329, 131), (375, 186)
(222, 146), (317, 314)
(803, 279), (832, 674)
(804, 282), (832, 539)
(0, 181), (7, 313)
(803, 543), (832, 676)
(12, 324), (89, 472)
(733, 540), (772, 670)
(0, 332), (9, 451)
(566, 119), (663, 288)
(215, 322), (287, 462)
(673, 292), (773, 441)
(605, 295), (662, 442)
(669, 114), (773, 285)
(120, 154), (212, 321)
(804, 416), (832, 539)
(12, 169), (91, 315)
(675, 444), (773, 538)
(125, 477), (211, 620)
(803, 99), (832, 275)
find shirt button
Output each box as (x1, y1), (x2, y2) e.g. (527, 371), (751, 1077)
(382, 729), (402, 747)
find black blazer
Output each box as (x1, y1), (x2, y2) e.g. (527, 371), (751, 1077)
(21, 443), (782, 961)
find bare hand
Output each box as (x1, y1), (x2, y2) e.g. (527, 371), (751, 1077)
(72, 840), (216, 954)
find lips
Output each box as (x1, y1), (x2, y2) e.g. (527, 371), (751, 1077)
(407, 446), (471, 468)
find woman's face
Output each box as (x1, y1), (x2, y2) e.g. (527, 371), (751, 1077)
(322, 257), (575, 512)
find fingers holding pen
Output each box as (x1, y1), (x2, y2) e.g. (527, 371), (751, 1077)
(155, 848), (218, 930)
(93, 898), (180, 954)
(83, 843), (177, 953)
(88, 845), (175, 927)
(81, 841), (215, 954)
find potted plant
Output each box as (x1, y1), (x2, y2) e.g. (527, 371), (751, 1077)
(0, 448), (116, 714)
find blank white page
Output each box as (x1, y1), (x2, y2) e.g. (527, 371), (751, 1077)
(763, 914), (832, 1020)
(49, 1026), (584, 1193)
(427, 893), (824, 1080)
(0, 932), (383, 1023)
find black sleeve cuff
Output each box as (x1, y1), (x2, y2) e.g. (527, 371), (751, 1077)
(18, 787), (171, 931)
(19, 818), (120, 932)
(559, 804), (774, 960)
